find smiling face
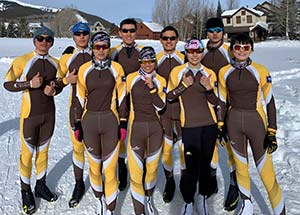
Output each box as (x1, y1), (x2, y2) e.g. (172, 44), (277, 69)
(92, 41), (110, 61)
(186, 49), (204, 68)
(34, 34), (53, 55)
(160, 30), (178, 54)
(119, 24), (137, 47)
(232, 43), (252, 62)
(140, 58), (156, 74)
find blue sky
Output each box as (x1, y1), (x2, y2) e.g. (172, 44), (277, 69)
(22, 0), (264, 24)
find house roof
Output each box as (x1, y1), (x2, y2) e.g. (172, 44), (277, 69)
(249, 21), (268, 31)
(224, 26), (251, 33)
(142, 22), (163, 32)
(222, 7), (264, 17)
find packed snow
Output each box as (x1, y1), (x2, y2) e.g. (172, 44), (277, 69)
(0, 37), (300, 215)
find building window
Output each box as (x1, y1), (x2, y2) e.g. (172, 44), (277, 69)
(241, 10), (246, 15)
(227, 18), (231, 24)
(247, 15), (252, 23)
(236, 16), (241, 24)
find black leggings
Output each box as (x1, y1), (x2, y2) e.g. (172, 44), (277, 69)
(180, 124), (217, 203)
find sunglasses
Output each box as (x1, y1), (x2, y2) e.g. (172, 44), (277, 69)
(35, 35), (53, 43)
(161, 36), (177, 41)
(139, 58), (156, 65)
(121, 28), (136, 33)
(233, 44), (251, 52)
(74, 31), (89, 36)
(186, 48), (204, 54)
(207, 27), (223, 33)
(93, 44), (109, 50)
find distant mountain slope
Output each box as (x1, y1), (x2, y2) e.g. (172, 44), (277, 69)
(0, 0), (116, 31)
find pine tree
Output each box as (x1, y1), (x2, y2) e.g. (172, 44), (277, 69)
(0, 22), (6, 37)
(6, 20), (17, 38)
(18, 18), (29, 38)
(217, 0), (223, 18)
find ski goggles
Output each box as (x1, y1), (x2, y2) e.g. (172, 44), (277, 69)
(186, 48), (204, 54)
(233, 44), (251, 51)
(161, 36), (177, 41)
(93, 44), (109, 50)
(35, 35), (53, 43)
(121, 28), (136, 33)
(207, 27), (224, 33)
(74, 31), (89, 36)
(139, 58), (156, 65)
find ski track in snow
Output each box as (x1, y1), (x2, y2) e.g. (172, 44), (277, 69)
(0, 38), (300, 214)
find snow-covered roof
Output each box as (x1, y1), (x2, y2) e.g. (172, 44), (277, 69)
(143, 22), (163, 32)
(250, 21), (268, 31)
(222, 9), (238, 17)
(222, 7), (264, 17)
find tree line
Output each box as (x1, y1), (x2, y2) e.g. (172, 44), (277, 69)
(152, 0), (300, 40)
(0, 0), (299, 40)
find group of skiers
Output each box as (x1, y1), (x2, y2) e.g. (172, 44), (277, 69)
(3, 16), (285, 215)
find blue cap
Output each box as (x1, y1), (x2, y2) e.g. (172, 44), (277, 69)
(33, 26), (54, 39)
(72, 22), (90, 34)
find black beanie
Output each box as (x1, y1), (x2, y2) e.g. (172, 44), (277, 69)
(205, 18), (224, 29)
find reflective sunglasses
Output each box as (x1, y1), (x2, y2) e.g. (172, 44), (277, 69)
(74, 31), (89, 36)
(121, 28), (136, 33)
(161, 36), (177, 41)
(35, 35), (53, 43)
(186, 48), (204, 54)
(207, 27), (223, 33)
(139, 58), (156, 65)
(233, 44), (251, 52)
(93, 44), (109, 50)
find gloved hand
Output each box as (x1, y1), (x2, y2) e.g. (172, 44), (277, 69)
(264, 128), (278, 154)
(217, 121), (228, 147)
(73, 121), (84, 142)
(118, 120), (127, 141)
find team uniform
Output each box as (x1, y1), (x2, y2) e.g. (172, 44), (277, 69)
(156, 50), (185, 173)
(218, 59), (285, 215)
(57, 48), (91, 175)
(126, 70), (166, 215)
(75, 60), (127, 208)
(110, 42), (143, 190)
(167, 63), (218, 204)
(4, 51), (60, 207)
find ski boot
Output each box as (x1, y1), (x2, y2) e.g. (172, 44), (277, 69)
(69, 180), (85, 208)
(34, 180), (58, 202)
(21, 190), (36, 215)
(224, 184), (239, 211)
(162, 176), (175, 203)
(207, 167), (218, 198)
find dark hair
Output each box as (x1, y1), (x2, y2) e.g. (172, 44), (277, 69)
(160, 25), (179, 38)
(120, 18), (137, 29)
(230, 33), (254, 51)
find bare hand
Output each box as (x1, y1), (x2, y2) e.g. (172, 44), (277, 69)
(200, 74), (212, 90)
(44, 81), (55, 96)
(182, 73), (194, 87)
(144, 75), (154, 89)
(30, 72), (43, 88)
(66, 69), (78, 84)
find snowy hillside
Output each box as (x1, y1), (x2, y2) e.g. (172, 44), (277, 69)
(0, 38), (300, 215)
(1, 0), (60, 12)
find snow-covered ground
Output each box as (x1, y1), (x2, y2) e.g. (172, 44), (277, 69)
(0, 38), (300, 215)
